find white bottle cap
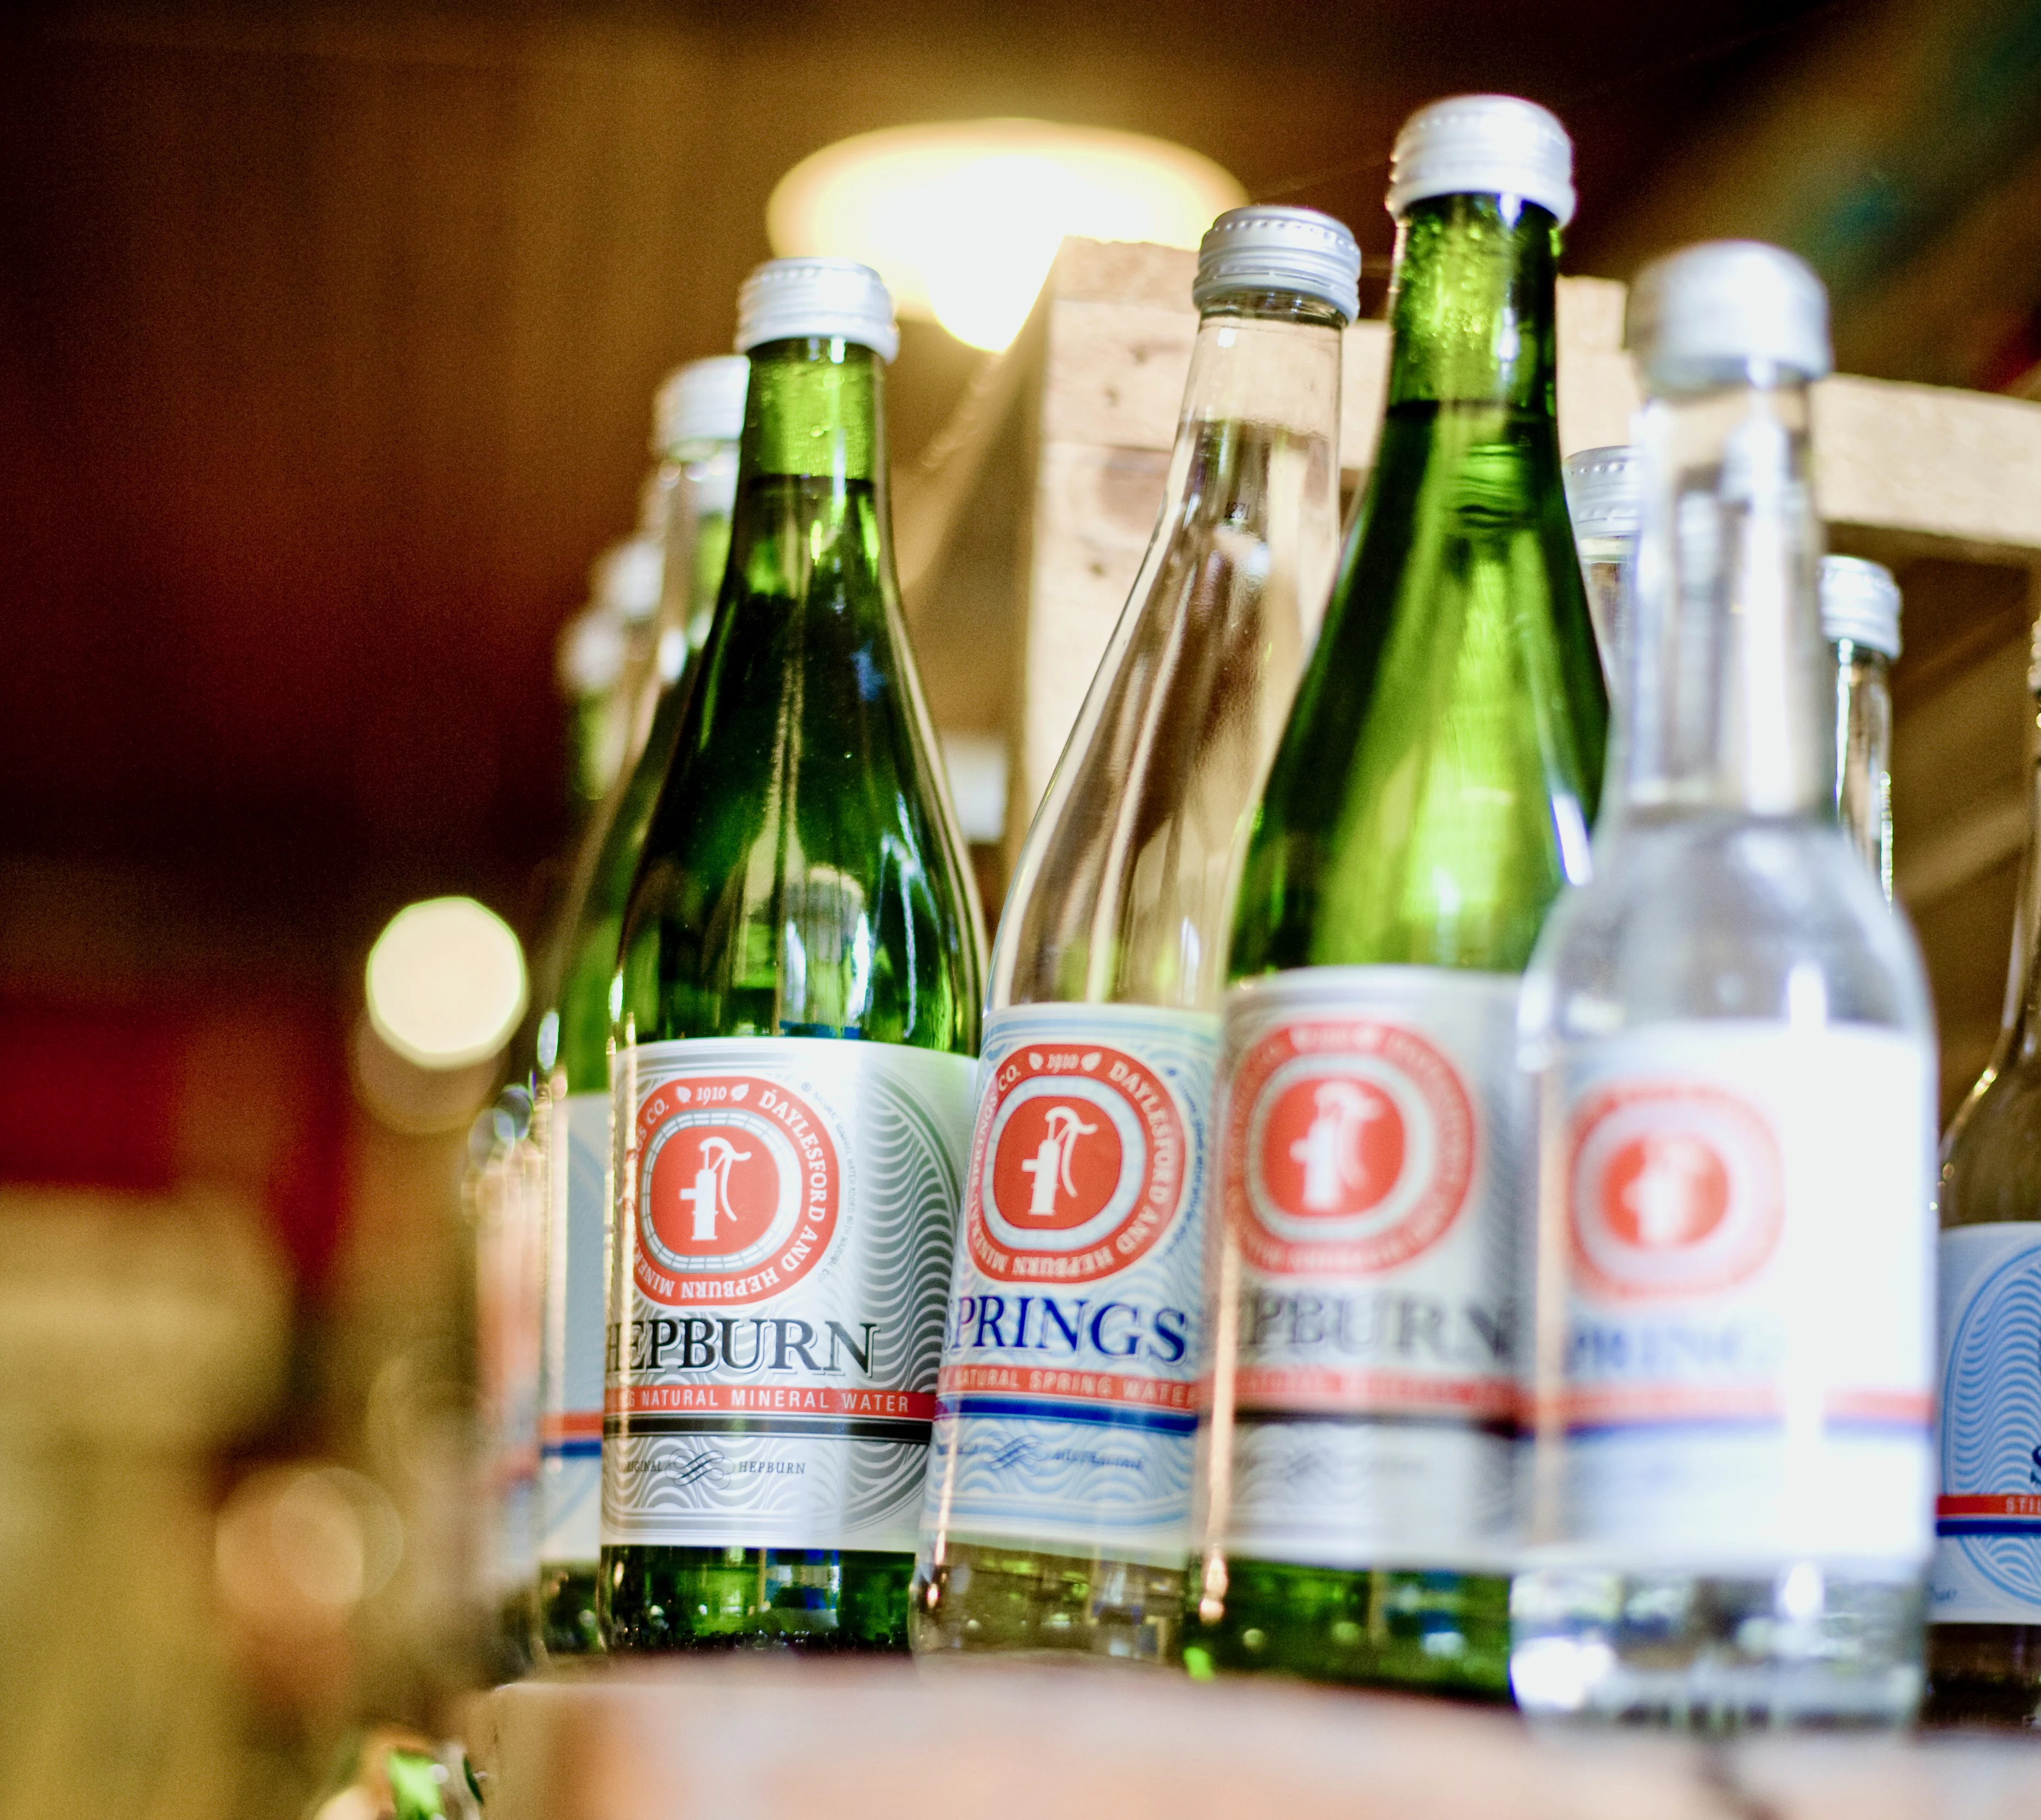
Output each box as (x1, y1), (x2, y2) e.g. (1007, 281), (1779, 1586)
(735, 257), (899, 363)
(1562, 445), (1642, 541)
(1387, 94), (1575, 227)
(557, 605), (625, 697)
(592, 535), (665, 625)
(654, 354), (751, 455)
(1820, 555), (1901, 659)
(1628, 240), (1832, 392)
(1192, 205), (1362, 323)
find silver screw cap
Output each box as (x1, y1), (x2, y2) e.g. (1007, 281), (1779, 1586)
(1820, 555), (1901, 659)
(1387, 94), (1575, 226)
(1562, 445), (1643, 540)
(655, 355), (751, 454)
(1628, 240), (1831, 392)
(736, 258), (899, 363)
(1192, 205), (1362, 323)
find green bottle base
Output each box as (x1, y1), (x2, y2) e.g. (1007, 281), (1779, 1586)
(909, 1541), (1185, 1664)
(1182, 1558), (1512, 1700)
(600, 1546), (911, 1653)
(538, 1565), (603, 1659)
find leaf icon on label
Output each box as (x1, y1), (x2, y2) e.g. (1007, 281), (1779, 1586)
(1082, 1052), (1101, 1071)
(674, 1087), (691, 1104)
(1028, 1053), (1044, 1068)
(732, 1083), (750, 1101)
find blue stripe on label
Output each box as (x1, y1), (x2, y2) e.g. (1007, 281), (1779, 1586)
(942, 1395), (1199, 1436)
(1566, 1417), (1785, 1439)
(1940, 1520), (2041, 1536)
(544, 1440), (603, 1460)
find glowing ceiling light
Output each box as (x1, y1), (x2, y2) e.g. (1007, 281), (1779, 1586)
(365, 896), (527, 1071)
(769, 120), (1245, 353)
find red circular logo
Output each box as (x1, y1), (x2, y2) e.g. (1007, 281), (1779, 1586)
(632, 1074), (840, 1306)
(1225, 1019), (1475, 1276)
(1568, 1081), (1781, 1300)
(964, 1044), (1187, 1285)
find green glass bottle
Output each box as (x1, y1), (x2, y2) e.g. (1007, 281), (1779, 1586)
(536, 355), (749, 1656)
(601, 260), (984, 1653)
(1183, 95), (1607, 1697)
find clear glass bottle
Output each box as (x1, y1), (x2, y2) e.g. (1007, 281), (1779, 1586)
(535, 356), (748, 1656)
(1562, 445), (1640, 701)
(1513, 242), (1936, 1729)
(1821, 555), (1901, 900)
(1182, 97), (1607, 1698)
(467, 1082), (544, 1678)
(1924, 619), (2041, 1726)
(911, 206), (1359, 1664)
(602, 261), (983, 1653)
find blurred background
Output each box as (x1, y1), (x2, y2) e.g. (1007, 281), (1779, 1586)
(3, 0), (2041, 1812)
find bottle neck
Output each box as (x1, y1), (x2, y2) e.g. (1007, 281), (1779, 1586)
(1385, 194), (1560, 412)
(1620, 372), (1833, 819)
(2002, 644), (2041, 1051)
(1176, 289), (1346, 430)
(659, 437), (739, 672)
(1832, 640), (1893, 899)
(741, 337), (886, 485)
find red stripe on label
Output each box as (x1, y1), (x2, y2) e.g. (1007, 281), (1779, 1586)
(1939, 1494), (2041, 1518)
(607, 1384), (935, 1420)
(1543, 1385), (1932, 1428)
(938, 1363), (1198, 1412)
(1826, 1389), (1934, 1425)
(1547, 1385), (1781, 1425)
(1234, 1366), (1519, 1420)
(540, 1412), (603, 1443)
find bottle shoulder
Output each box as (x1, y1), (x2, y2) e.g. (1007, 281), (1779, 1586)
(1941, 1047), (2041, 1227)
(1525, 813), (1933, 1042)
(994, 420), (1333, 1011)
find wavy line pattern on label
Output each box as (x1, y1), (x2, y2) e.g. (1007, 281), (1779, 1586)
(1942, 1237), (2041, 1607)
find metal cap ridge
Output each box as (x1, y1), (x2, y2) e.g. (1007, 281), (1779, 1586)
(1820, 555), (1903, 660)
(1387, 93), (1575, 227)
(655, 354), (751, 455)
(736, 258), (900, 363)
(1628, 240), (1832, 392)
(1562, 445), (1643, 540)
(1192, 204), (1362, 323)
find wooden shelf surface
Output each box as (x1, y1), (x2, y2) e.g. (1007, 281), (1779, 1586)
(467, 1661), (2041, 1820)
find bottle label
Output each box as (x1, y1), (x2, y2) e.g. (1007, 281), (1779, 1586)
(1929, 1224), (2041, 1622)
(1535, 1022), (1934, 1572)
(920, 1003), (1218, 1563)
(1205, 967), (1525, 1574)
(539, 1089), (608, 1569)
(602, 1036), (973, 1553)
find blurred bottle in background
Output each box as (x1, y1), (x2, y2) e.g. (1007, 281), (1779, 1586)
(553, 534), (667, 816)
(1185, 95), (1605, 1699)
(602, 260), (982, 1653)
(1821, 555), (1902, 901)
(1925, 617), (2041, 1727)
(536, 354), (748, 1656)
(466, 1086), (544, 1678)
(913, 204), (1358, 1664)
(1513, 242), (1935, 1730)
(1562, 445), (1641, 702)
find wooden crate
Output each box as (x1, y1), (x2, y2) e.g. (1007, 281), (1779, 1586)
(898, 238), (2041, 1116)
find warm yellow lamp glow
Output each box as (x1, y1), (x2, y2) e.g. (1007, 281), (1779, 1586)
(769, 120), (1246, 352)
(365, 896), (527, 1071)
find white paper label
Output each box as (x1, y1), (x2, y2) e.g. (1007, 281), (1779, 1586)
(1929, 1224), (2041, 1622)
(920, 1003), (1218, 1563)
(1532, 1021), (1935, 1574)
(603, 1036), (974, 1553)
(1202, 966), (1526, 1574)
(539, 1089), (608, 1569)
